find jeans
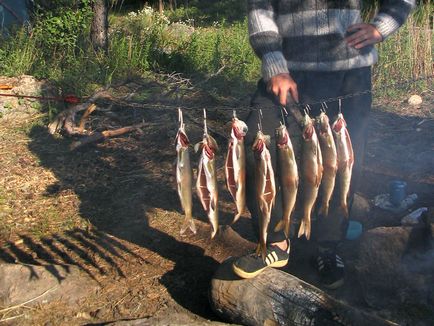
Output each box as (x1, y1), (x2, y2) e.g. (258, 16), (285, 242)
(245, 67), (372, 244)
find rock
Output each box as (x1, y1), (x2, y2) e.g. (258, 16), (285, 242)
(0, 75), (56, 122)
(0, 263), (99, 308)
(408, 95), (423, 106)
(350, 192), (372, 221)
(356, 223), (434, 310)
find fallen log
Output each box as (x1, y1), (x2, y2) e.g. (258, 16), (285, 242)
(70, 122), (145, 150)
(210, 258), (397, 326)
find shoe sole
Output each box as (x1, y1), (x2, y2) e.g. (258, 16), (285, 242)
(232, 259), (288, 279)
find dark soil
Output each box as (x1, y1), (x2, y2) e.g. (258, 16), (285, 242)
(0, 75), (432, 325)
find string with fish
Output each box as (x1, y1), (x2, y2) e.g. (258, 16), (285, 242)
(175, 108), (197, 235)
(273, 112), (299, 237)
(299, 107), (323, 240)
(331, 100), (354, 218)
(224, 111), (248, 224)
(315, 104), (338, 218)
(195, 109), (220, 238)
(252, 110), (276, 258)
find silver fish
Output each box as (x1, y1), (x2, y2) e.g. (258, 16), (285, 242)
(332, 113), (354, 218)
(195, 134), (219, 238)
(225, 117), (248, 224)
(176, 116), (196, 235)
(274, 124), (299, 237)
(316, 112), (337, 218)
(299, 113), (323, 240)
(253, 130), (276, 259)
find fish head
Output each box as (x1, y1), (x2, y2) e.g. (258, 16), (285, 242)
(332, 113), (347, 134)
(275, 124), (289, 146)
(316, 112), (330, 135)
(206, 134), (219, 152)
(232, 117), (248, 140)
(302, 114), (315, 140)
(252, 131), (266, 153)
(203, 143), (215, 159)
(176, 127), (190, 149)
(201, 134), (218, 159)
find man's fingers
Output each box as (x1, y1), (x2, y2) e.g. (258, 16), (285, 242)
(267, 73), (298, 105)
(354, 38), (375, 49)
(347, 23), (364, 32)
(278, 88), (287, 106)
(346, 23), (383, 49)
(345, 30), (367, 44)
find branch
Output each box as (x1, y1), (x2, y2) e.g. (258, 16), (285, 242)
(70, 122), (145, 150)
(77, 104), (97, 133)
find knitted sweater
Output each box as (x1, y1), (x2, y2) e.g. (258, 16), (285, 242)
(248, 0), (415, 79)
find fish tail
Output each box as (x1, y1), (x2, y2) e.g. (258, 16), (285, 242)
(298, 218), (311, 240)
(210, 222), (218, 239)
(274, 220), (284, 233)
(231, 211), (242, 225)
(274, 220), (290, 238)
(180, 216), (196, 235)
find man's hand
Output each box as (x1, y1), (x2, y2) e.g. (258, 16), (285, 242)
(346, 23), (383, 49)
(267, 73), (299, 106)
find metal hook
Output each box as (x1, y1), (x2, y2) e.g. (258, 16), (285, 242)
(178, 108), (184, 129)
(258, 109), (263, 131)
(203, 108), (208, 135)
(280, 106), (287, 126)
(320, 102), (328, 113)
(233, 110), (237, 118)
(338, 98), (342, 114)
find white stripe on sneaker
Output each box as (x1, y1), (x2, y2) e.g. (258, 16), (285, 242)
(271, 251), (278, 262)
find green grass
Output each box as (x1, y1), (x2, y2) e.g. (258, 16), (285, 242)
(372, 5), (433, 97)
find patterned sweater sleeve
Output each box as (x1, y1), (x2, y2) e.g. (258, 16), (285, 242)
(248, 0), (288, 81)
(371, 0), (416, 40)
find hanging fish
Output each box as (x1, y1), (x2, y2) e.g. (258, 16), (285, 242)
(299, 112), (323, 240)
(195, 112), (219, 238)
(274, 123), (299, 237)
(253, 130), (276, 259)
(225, 114), (248, 224)
(175, 110), (196, 235)
(315, 111), (337, 218)
(332, 113), (354, 218)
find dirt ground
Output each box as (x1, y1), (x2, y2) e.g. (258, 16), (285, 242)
(0, 75), (433, 325)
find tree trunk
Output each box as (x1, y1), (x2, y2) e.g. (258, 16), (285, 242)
(210, 258), (398, 326)
(158, 0), (164, 13)
(90, 0), (109, 53)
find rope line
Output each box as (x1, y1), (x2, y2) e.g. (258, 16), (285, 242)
(0, 74), (431, 109)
